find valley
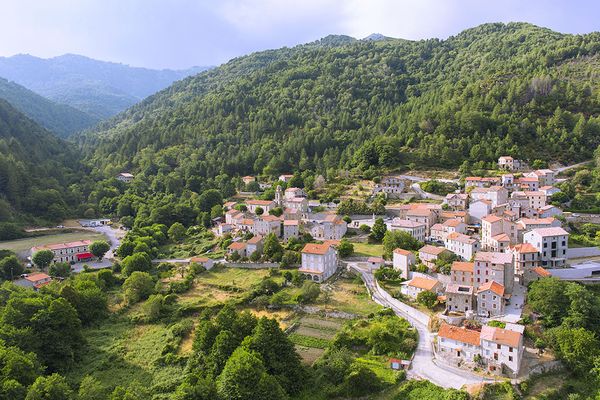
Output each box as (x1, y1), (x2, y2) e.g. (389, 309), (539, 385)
(0, 17), (599, 400)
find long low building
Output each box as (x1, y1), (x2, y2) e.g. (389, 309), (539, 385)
(31, 240), (93, 264)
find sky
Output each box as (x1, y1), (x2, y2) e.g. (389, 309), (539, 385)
(1, 0), (599, 70)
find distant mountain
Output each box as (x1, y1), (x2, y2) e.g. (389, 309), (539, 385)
(363, 33), (391, 41)
(0, 98), (83, 223)
(0, 77), (99, 137)
(0, 54), (211, 119)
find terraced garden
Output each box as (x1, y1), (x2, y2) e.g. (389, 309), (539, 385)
(288, 316), (345, 364)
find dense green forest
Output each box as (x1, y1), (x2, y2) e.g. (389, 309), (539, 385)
(74, 22), (600, 227)
(0, 99), (87, 231)
(0, 77), (99, 137)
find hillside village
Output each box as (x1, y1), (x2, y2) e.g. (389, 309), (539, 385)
(12, 156), (598, 384)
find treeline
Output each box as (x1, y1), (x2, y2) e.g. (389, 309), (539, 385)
(0, 99), (90, 230)
(73, 23), (600, 228)
(527, 277), (600, 395)
(0, 270), (114, 399)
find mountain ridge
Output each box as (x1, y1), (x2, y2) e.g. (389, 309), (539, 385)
(0, 54), (211, 119)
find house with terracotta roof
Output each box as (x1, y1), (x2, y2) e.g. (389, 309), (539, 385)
(480, 324), (524, 375)
(450, 261), (474, 285)
(300, 242), (338, 282)
(515, 176), (539, 191)
(523, 227), (569, 268)
(437, 322), (525, 376)
(529, 266), (552, 283)
(445, 284), (475, 313)
(445, 232), (480, 261)
(437, 323), (481, 362)
(525, 169), (556, 187)
(507, 243), (540, 284)
(227, 241), (247, 258)
(474, 252), (514, 293)
(14, 273), (52, 290)
(405, 208), (437, 235)
(477, 281), (506, 317)
(481, 215), (517, 252)
(403, 276), (442, 299)
(393, 248), (415, 279)
(246, 235), (264, 256)
(367, 257), (385, 269)
(278, 174), (294, 183)
(418, 245), (450, 270)
(31, 240), (93, 264)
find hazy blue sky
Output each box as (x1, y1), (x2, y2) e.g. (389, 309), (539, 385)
(1, 0), (598, 69)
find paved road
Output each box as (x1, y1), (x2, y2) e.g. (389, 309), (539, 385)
(89, 225), (123, 259)
(348, 263), (490, 389)
(411, 182), (445, 201)
(554, 160), (591, 173)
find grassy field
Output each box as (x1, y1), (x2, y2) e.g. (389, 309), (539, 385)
(0, 230), (106, 255)
(351, 242), (384, 257)
(66, 315), (186, 398)
(326, 277), (383, 316)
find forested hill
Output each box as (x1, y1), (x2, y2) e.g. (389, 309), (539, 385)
(83, 23), (600, 186)
(0, 77), (99, 137)
(0, 54), (211, 119)
(0, 99), (85, 226)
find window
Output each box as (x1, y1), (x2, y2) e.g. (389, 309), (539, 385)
(497, 344), (501, 349)
(509, 347), (513, 353)
(509, 356), (513, 362)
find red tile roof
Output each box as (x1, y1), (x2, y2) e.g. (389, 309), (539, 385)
(407, 276), (440, 291)
(451, 261), (474, 273)
(480, 325), (521, 348)
(301, 243), (332, 255)
(477, 280), (505, 296)
(438, 323), (481, 346)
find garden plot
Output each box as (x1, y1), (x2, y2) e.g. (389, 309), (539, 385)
(288, 316), (345, 364)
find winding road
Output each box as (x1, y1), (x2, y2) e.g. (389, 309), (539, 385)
(348, 262), (491, 389)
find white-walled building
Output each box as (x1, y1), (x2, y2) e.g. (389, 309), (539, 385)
(300, 243), (338, 282)
(523, 227), (569, 268)
(470, 186), (508, 208)
(246, 200), (276, 214)
(393, 248), (416, 279)
(283, 220), (300, 241)
(498, 156), (523, 171)
(373, 176), (405, 198)
(480, 324), (524, 375)
(438, 323), (524, 377)
(507, 243), (540, 284)
(468, 199), (493, 225)
(31, 240), (93, 264)
(404, 276), (442, 299)
(445, 232), (480, 261)
(445, 193), (469, 210)
(389, 219), (426, 242)
(418, 245), (449, 269)
(116, 172), (134, 183)
(477, 280), (506, 317)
